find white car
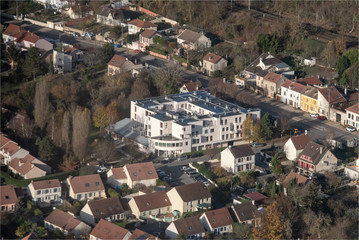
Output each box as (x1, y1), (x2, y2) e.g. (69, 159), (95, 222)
(346, 126), (357, 132)
(97, 166), (108, 173)
(310, 113), (319, 118)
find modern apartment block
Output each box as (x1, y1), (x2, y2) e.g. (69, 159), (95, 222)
(130, 91), (260, 157)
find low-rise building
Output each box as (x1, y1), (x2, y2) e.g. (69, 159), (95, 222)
(128, 19), (157, 35)
(167, 182), (211, 215)
(301, 86), (318, 114)
(318, 86), (347, 119)
(179, 81), (203, 93)
(282, 170), (309, 195)
(131, 229), (157, 240)
(202, 52), (227, 76)
(243, 192), (267, 205)
(108, 54), (143, 76)
(344, 158), (359, 180)
(283, 134), (311, 161)
(66, 174), (106, 201)
(165, 216), (205, 239)
(177, 29), (211, 50)
(345, 103), (359, 129)
(281, 80), (306, 109)
(62, 5), (94, 19)
(53, 47), (83, 73)
(220, 144), (255, 173)
(231, 203), (260, 227)
(96, 5), (124, 26)
(199, 207), (234, 235)
(296, 76), (324, 88)
(8, 154), (51, 179)
(28, 179), (61, 204)
(262, 72), (287, 99)
(0, 185), (18, 212)
(44, 209), (91, 236)
(90, 219), (131, 240)
(139, 29), (157, 50)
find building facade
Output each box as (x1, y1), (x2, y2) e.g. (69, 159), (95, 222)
(345, 103), (359, 128)
(220, 145), (255, 173)
(202, 53), (227, 76)
(28, 179), (61, 204)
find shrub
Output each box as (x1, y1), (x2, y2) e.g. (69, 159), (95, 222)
(192, 162), (214, 179)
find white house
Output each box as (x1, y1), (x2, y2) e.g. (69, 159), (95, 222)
(345, 103), (359, 129)
(177, 29), (211, 50)
(53, 47), (83, 73)
(220, 144), (255, 173)
(127, 19), (157, 35)
(90, 219), (131, 240)
(28, 179), (61, 204)
(66, 174), (106, 201)
(202, 52), (227, 76)
(281, 80), (306, 109)
(165, 216), (205, 239)
(344, 158), (359, 180)
(317, 86), (347, 118)
(283, 134), (311, 161)
(199, 207), (234, 235)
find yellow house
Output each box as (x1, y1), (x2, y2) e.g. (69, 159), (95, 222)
(301, 86), (318, 114)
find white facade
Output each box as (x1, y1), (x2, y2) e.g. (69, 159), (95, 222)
(283, 139), (300, 161)
(220, 146), (255, 174)
(28, 183), (61, 204)
(203, 58), (227, 76)
(281, 85), (303, 109)
(53, 50), (73, 73)
(130, 91), (261, 156)
(344, 159), (359, 180)
(346, 108), (359, 128)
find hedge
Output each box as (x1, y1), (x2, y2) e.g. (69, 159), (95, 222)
(192, 162), (214, 179)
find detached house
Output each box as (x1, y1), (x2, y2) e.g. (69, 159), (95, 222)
(199, 207), (234, 235)
(202, 52), (227, 76)
(66, 174), (106, 201)
(177, 29), (211, 50)
(80, 197), (128, 225)
(283, 134), (311, 161)
(165, 216), (205, 239)
(297, 142), (338, 176)
(62, 5), (94, 19)
(44, 209), (91, 236)
(167, 182), (211, 215)
(281, 80), (306, 109)
(0, 138), (28, 165)
(179, 81), (203, 93)
(8, 154), (51, 179)
(108, 54), (143, 76)
(262, 72), (287, 98)
(1, 185), (18, 212)
(131, 229), (157, 240)
(96, 5), (124, 26)
(345, 103), (359, 128)
(28, 179), (61, 204)
(139, 29), (157, 50)
(53, 46), (83, 73)
(232, 203), (260, 227)
(90, 219), (131, 240)
(344, 158), (359, 180)
(282, 170), (309, 195)
(128, 19), (157, 35)
(221, 144), (255, 174)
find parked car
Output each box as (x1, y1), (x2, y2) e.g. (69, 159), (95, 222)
(310, 113), (319, 118)
(317, 115), (327, 120)
(191, 153), (203, 158)
(190, 173), (201, 179)
(177, 155), (188, 161)
(180, 166), (191, 172)
(97, 166), (108, 173)
(134, 50), (140, 53)
(252, 142), (265, 148)
(346, 126), (357, 132)
(185, 169), (196, 175)
(72, 32), (80, 37)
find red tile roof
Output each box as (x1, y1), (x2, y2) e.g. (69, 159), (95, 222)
(8, 154), (45, 176)
(183, 81), (202, 92)
(203, 52), (224, 64)
(0, 185), (18, 206)
(125, 162), (158, 181)
(130, 229), (156, 240)
(202, 207), (234, 229)
(90, 219), (130, 240)
(318, 86), (347, 105)
(3, 24), (25, 39)
(21, 233), (39, 240)
(31, 179), (61, 190)
(172, 216), (205, 237)
(21, 32), (40, 43)
(282, 170), (309, 189)
(346, 103), (359, 114)
(44, 209), (82, 232)
(140, 29), (157, 39)
(1, 141), (20, 156)
(281, 79), (292, 89)
(87, 197), (125, 220)
(108, 54), (127, 68)
(111, 167), (127, 180)
(297, 76), (323, 86)
(128, 19), (156, 28)
(243, 192), (267, 201)
(290, 134), (311, 150)
(263, 72), (283, 83)
(132, 191), (171, 212)
(68, 174), (105, 194)
(0, 134), (11, 147)
(349, 91), (358, 102)
(172, 182), (211, 202)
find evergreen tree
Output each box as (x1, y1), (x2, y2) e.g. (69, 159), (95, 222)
(6, 43), (21, 70)
(23, 47), (43, 80)
(260, 112), (275, 140)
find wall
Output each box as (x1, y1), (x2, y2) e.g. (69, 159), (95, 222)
(138, 7), (159, 17)
(148, 51), (169, 60)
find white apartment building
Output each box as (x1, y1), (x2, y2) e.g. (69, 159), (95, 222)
(130, 91), (260, 157)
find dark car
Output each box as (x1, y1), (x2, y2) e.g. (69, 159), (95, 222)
(317, 116), (327, 120)
(191, 153), (203, 158)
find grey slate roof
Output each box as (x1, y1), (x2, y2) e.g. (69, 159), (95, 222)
(232, 203), (259, 222)
(111, 118), (148, 146)
(229, 144), (255, 158)
(178, 29), (202, 43)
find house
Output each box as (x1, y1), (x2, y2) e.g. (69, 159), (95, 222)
(243, 192), (267, 205)
(179, 81), (203, 93)
(108, 54), (143, 76)
(296, 76), (324, 88)
(44, 209), (91, 236)
(303, 57), (316, 66)
(281, 80), (307, 109)
(139, 29), (157, 50)
(66, 174), (106, 201)
(62, 5), (94, 19)
(0, 138), (28, 165)
(283, 134), (311, 161)
(199, 207), (234, 235)
(80, 197), (127, 225)
(131, 228), (157, 240)
(202, 52), (227, 76)
(2, 24), (27, 44)
(53, 47), (83, 73)
(167, 182), (211, 215)
(231, 203), (260, 227)
(300, 85), (318, 114)
(165, 216), (205, 239)
(297, 142), (338, 176)
(282, 170), (309, 195)
(345, 103), (359, 129)
(90, 219), (131, 240)
(344, 158), (359, 180)
(128, 19), (157, 35)
(262, 72), (287, 98)
(317, 86), (347, 119)
(28, 179), (61, 204)
(128, 191), (172, 220)
(348, 91), (359, 106)
(0, 185), (18, 212)
(177, 29), (211, 50)
(8, 154), (51, 179)
(107, 162), (158, 189)
(220, 145), (255, 173)
(96, 5), (125, 26)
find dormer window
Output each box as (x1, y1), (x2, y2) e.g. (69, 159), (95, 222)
(148, 171), (152, 174)
(85, 183), (90, 187)
(133, 173), (137, 176)
(95, 182), (100, 186)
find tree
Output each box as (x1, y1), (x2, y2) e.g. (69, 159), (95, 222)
(205, 147), (220, 159)
(94, 139), (117, 163)
(59, 155), (79, 171)
(6, 43), (21, 70)
(72, 107), (91, 161)
(253, 121), (262, 142)
(270, 153), (283, 174)
(109, 26), (123, 39)
(279, 112), (291, 134)
(23, 47), (43, 80)
(326, 172), (341, 189)
(232, 224), (251, 239)
(35, 136), (56, 160)
(102, 42), (115, 62)
(34, 79), (51, 131)
(35, 226), (47, 238)
(62, 111), (71, 154)
(15, 220), (33, 238)
(92, 105), (108, 128)
(242, 114), (254, 142)
(303, 210), (331, 239)
(336, 55), (350, 76)
(260, 112), (275, 140)
(321, 41), (337, 68)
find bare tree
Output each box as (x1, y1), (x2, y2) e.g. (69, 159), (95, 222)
(62, 111), (71, 155)
(34, 79), (51, 131)
(93, 139), (117, 163)
(9, 111), (34, 139)
(279, 112), (292, 133)
(72, 106), (91, 162)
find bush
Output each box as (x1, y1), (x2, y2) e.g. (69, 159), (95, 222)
(108, 187), (120, 198)
(146, 46), (167, 56)
(192, 162), (214, 179)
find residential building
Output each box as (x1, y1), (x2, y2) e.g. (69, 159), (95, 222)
(283, 134), (311, 161)
(344, 158), (359, 180)
(177, 29), (211, 50)
(44, 209), (91, 236)
(53, 47), (83, 73)
(128, 19), (157, 35)
(317, 86), (347, 119)
(296, 76), (324, 88)
(66, 174), (106, 201)
(131, 229), (157, 240)
(0, 185), (18, 212)
(107, 162), (158, 189)
(62, 5), (94, 19)
(96, 5), (124, 26)
(243, 192), (267, 205)
(231, 203), (260, 226)
(128, 91), (261, 156)
(8, 154), (51, 179)
(90, 219), (131, 240)
(167, 182), (211, 215)
(0, 137), (28, 165)
(108, 54), (143, 76)
(220, 144), (255, 173)
(262, 72), (287, 98)
(28, 179), (61, 204)
(165, 216), (205, 239)
(199, 207), (234, 235)
(179, 81), (203, 93)
(128, 191), (172, 219)
(282, 170), (309, 195)
(202, 52), (227, 76)
(297, 142), (338, 176)
(345, 103), (359, 128)
(80, 197), (127, 225)
(281, 80), (306, 109)
(139, 29), (157, 50)
(300, 86), (318, 114)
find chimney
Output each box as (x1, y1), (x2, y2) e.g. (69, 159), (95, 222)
(345, 87), (347, 96)
(209, 56), (213, 60)
(259, 57), (263, 63)
(319, 146), (323, 154)
(223, 78), (226, 83)
(295, 76), (297, 81)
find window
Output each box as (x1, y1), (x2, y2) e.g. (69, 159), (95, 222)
(89, 193), (92, 197)
(160, 122), (163, 128)
(85, 183), (90, 187)
(37, 190), (41, 195)
(210, 129), (214, 133)
(95, 182), (100, 186)
(53, 188), (57, 193)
